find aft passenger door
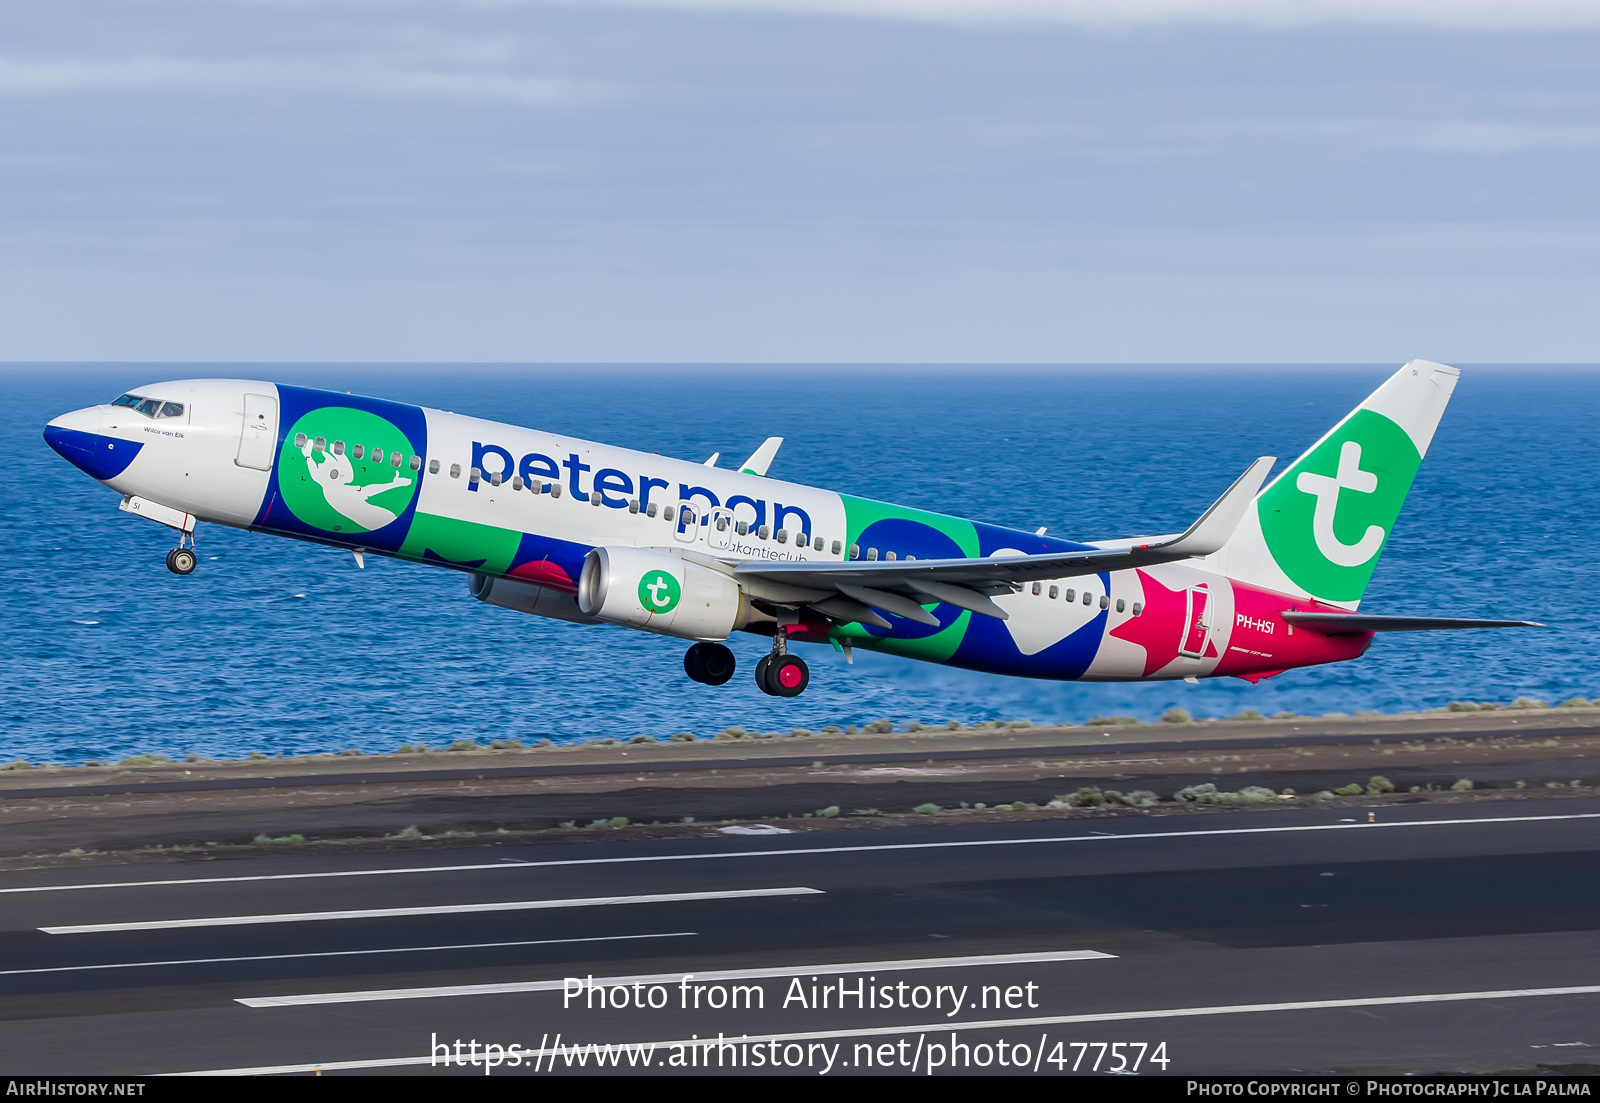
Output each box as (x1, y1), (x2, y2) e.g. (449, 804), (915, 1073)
(1180, 585), (1211, 657)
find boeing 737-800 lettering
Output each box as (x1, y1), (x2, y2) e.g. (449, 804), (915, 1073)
(43, 362), (1539, 697)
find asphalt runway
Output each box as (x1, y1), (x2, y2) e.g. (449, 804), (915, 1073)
(3, 798), (1600, 1076)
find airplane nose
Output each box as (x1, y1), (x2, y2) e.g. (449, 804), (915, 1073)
(44, 410), (144, 481)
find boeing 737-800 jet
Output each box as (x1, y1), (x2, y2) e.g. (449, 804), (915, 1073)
(44, 362), (1537, 697)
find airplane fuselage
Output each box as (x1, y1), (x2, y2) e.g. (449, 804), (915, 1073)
(45, 378), (1369, 688)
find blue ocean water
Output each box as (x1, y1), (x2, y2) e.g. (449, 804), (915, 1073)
(2, 364), (1594, 764)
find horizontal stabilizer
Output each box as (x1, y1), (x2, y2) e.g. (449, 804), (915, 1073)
(1283, 612), (1545, 635)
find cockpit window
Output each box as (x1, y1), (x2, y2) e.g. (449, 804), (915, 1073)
(112, 394), (184, 419)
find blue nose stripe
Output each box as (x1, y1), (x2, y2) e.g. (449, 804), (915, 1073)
(43, 426), (144, 481)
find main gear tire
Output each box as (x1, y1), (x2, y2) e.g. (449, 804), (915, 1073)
(683, 643), (709, 684)
(767, 654), (809, 697)
(699, 643), (736, 686)
(754, 654), (777, 696)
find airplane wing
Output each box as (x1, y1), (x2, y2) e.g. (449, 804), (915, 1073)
(1282, 612), (1544, 634)
(740, 437), (783, 476)
(734, 456), (1275, 628)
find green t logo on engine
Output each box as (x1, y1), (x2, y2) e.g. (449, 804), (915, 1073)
(638, 570), (682, 613)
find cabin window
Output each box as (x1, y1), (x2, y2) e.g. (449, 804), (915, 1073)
(590, 492), (601, 506)
(511, 475), (523, 490)
(647, 502), (658, 518)
(1048, 586), (1058, 599)
(663, 505), (674, 521)
(1031, 582), (1042, 596)
(867, 548), (878, 561)
(1115, 598), (1126, 613)
(831, 540), (842, 555)
(797, 532), (808, 547)
(469, 467), (481, 484)
(352, 444), (364, 459)
(775, 529), (788, 543)
(372, 447), (385, 464)
(427, 458), (439, 474)
(757, 525), (769, 539)
(1082, 591), (1092, 606)
(158, 402), (185, 419)
(489, 471), (502, 487)
(294, 433), (308, 449)
(331, 440), (344, 456)
(814, 536), (824, 552)
(313, 436), (327, 452)
(391, 452), (403, 468)
(848, 544), (859, 559)
(1132, 601), (1143, 615)
(1099, 595), (1109, 609)
(1064, 588), (1075, 602)
(550, 483), (562, 498)
(449, 463), (460, 478)
(628, 499), (639, 514)
(886, 551), (897, 561)
(736, 521), (749, 536)
(409, 455), (422, 471)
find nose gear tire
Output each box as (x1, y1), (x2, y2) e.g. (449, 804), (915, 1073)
(166, 548), (197, 576)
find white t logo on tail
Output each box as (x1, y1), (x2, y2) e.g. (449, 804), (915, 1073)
(1295, 440), (1385, 567)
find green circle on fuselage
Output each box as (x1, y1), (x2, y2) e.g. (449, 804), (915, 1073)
(278, 408), (419, 534)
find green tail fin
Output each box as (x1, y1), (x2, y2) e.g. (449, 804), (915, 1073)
(1212, 360), (1459, 609)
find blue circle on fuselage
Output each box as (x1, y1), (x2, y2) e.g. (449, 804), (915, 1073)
(855, 518), (966, 640)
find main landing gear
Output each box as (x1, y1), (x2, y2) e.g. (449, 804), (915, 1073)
(684, 641), (737, 686)
(683, 631), (810, 697)
(755, 629), (809, 698)
(164, 532), (197, 576)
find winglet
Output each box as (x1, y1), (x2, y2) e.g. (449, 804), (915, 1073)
(1157, 456), (1276, 559)
(702, 452), (721, 468)
(739, 437), (783, 476)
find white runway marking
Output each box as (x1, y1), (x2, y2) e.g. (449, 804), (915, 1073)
(235, 949), (1116, 1008)
(40, 887), (820, 934)
(7, 809), (1598, 897)
(0, 932), (697, 977)
(187, 983), (1600, 1075)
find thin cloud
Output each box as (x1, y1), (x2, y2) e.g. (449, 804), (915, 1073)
(0, 55), (617, 106)
(564, 0), (1600, 29)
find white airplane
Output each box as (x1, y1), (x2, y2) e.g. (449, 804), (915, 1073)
(44, 363), (1536, 697)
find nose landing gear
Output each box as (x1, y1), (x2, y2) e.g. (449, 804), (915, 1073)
(684, 641), (737, 686)
(165, 532), (197, 576)
(755, 628), (810, 697)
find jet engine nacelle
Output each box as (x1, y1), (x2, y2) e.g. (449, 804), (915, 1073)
(468, 572), (598, 626)
(578, 546), (749, 640)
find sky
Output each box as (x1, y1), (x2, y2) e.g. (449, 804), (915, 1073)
(0, 1), (1597, 363)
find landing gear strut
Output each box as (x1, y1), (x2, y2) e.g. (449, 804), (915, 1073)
(165, 531), (197, 576)
(684, 641), (737, 686)
(755, 628), (809, 697)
